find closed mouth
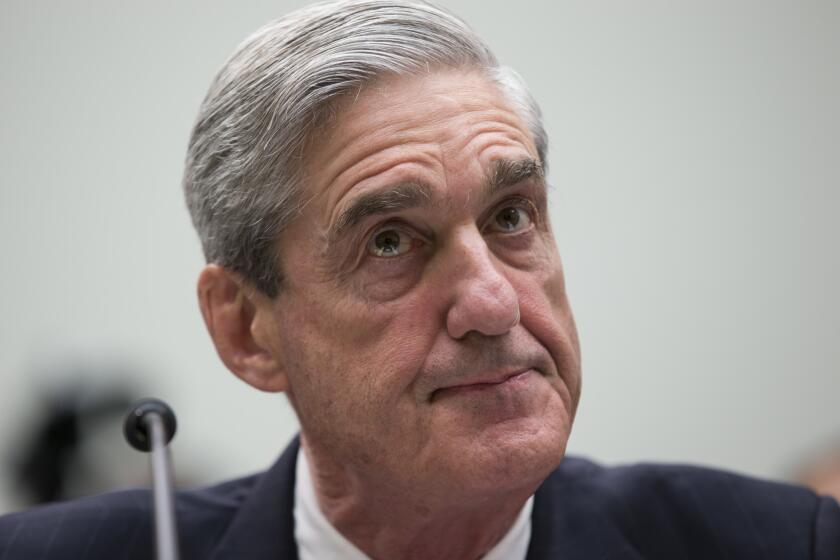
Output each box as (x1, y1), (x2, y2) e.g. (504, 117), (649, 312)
(431, 369), (533, 401)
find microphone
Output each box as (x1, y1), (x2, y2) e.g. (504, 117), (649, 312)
(124, 398), (180, 560)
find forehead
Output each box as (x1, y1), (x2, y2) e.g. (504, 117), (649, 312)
(304, 69), (538, 215)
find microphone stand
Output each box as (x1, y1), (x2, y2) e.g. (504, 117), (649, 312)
(124, 398), (180, 560)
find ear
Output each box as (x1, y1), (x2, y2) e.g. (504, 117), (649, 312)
(197, 264), (288, 393)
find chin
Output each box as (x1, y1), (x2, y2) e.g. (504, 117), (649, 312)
(440, 415), (570, 499)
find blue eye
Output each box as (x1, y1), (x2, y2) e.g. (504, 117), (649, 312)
(494, 206), (531, 232)
(367, 228), (413, 257)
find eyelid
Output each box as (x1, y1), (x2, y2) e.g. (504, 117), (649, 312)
(482, 196), (539, 233)
(364, 220), (428, 258)
(325, 218), (427, 282)
(368, 220), (420, 241)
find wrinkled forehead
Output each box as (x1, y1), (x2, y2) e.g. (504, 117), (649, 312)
(301, 69), (539, 206)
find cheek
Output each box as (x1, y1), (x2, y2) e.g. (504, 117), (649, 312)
(351, 255), (426, 303)
(513, 257), (582, 408)
(281, 287), (436, 415)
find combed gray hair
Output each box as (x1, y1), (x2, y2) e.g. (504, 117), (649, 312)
(184, 0), (548, 296)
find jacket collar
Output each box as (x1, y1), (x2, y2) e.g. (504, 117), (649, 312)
(210, 436), (301, 560)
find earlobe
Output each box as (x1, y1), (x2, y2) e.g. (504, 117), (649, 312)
(197, 264), (289, 393)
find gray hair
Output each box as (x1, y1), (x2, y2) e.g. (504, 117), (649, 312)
(184, 0), (548, 297)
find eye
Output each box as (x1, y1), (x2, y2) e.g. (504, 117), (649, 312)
(367, 228), (414, 258)
(492, 206), (532, 233)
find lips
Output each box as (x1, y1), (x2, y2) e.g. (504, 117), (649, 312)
(431, 369), (534, 400)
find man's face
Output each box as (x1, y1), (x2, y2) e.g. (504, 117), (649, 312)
(260, 69), (581, 501)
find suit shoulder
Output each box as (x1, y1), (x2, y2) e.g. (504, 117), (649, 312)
(0, 473), (260, 560)
(551, 456), (818, 515)
(540, 456), (839, 558)
(602, 461), (820, 521)
(0, 488), (154, 560)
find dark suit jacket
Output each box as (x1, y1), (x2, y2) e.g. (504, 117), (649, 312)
(1, 437), (838, 559)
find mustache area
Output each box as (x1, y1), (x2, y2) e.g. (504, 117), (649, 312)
(418, 332), (556, 403)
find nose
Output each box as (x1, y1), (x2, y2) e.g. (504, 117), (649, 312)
(444, 228), (520, 339)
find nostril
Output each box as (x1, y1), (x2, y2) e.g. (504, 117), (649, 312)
(445, 275), (520, 339)
(442, 231), (520, 339)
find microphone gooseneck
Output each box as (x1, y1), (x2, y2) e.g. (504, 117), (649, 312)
(124, 398), (180, 560)
(124, 398), (177, 452)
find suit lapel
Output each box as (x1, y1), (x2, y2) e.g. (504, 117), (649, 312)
(210, 436), (301, 560)
(526, 457), (644, 560)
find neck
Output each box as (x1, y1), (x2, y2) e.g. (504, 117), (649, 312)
(300, 439), (534, 560)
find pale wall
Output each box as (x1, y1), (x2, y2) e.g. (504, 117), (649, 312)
(1, 0), (838, 513)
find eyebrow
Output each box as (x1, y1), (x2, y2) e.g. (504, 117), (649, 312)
(485, 157), (545, 196)
(326, 157), (544, 245)
(327, 180), (434, 245)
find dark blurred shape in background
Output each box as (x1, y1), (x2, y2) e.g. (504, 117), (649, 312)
(4, 370), (153, 508)
(12, 385), (132, 504)
(2, 363), (205, 514)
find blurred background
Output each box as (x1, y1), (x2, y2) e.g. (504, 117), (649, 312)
(1, 0), (838, 513)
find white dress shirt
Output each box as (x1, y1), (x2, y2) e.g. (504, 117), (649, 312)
(294, 449), (533, 560)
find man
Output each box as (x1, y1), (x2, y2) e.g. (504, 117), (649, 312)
(1, 1), (838, 558)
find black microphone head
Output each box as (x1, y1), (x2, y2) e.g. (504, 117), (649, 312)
(123, 398), (177, 452)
